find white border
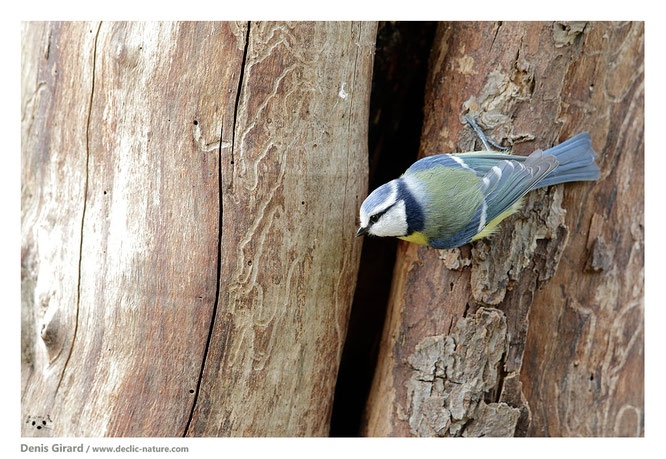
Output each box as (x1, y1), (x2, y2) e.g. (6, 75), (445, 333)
(3, 3), (661, 457)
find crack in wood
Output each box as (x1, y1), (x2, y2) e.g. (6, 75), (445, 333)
(229, 22), (251, 190)
(490, 21), (502, 52)
(183, 21), (251, 437)
(54, 21), (102, 398)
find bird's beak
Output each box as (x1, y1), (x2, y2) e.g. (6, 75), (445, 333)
(356, 226), (369, 237)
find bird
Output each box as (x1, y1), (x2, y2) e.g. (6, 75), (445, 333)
(355, 122), (600, 250)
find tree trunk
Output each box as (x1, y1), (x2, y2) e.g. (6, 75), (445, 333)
(21, 21), (376, 437)
(362, 21), (643, 437)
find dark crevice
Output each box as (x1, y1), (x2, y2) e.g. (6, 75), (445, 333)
(329, 21), (437, 437)
(46, 27), (53, 60)
(492, 358), (509, 404)
(55, 21), (102, 397)
(229, 22), (251, 175)
(181, 122), (225, 437)
(183, 21), (250, 437)
(490, 21), (502, 51)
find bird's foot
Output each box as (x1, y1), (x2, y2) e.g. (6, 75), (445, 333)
(464, 115), (509, 152)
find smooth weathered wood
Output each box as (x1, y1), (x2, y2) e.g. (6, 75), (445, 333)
(22, 21), (247, 437)
(22, 21), (375, 437)
(363, 22), (643, 437)
(22, 21), (108, 436)
(186, 21), (376, 437)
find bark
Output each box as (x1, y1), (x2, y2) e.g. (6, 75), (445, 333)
(362, 22), (643, 437)
(21, 21), (375, 437)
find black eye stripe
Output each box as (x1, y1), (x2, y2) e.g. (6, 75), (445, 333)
(369, 205), (393, 224)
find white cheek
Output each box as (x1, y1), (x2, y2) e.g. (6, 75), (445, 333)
(359, 208), (369, 227)
(369, 201), (408, 237)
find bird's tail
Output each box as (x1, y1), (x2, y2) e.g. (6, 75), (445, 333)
(535, 132), (601, 189)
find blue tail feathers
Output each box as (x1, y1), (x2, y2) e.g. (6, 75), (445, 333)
(536, 132), (601, 189)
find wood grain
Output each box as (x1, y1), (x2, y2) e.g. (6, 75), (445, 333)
(22, 21), (107, 436)
(22, 21), (375, 436)
(362, 21), (643, 437)
(22, 21), (247, 437)
(186, 21), (376, 437)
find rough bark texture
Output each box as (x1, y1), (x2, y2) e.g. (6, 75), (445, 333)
(521, 21), (644, 437)
(21, 21), (375, 437)
(362, 22), (643, 437)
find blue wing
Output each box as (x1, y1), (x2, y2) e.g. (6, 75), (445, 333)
(413, 134), (596, 249)
(480, 150), (558, 222)
(452, 132), (599, 187)
(426, 150), (558, 249)
(405, 153), (478, 174)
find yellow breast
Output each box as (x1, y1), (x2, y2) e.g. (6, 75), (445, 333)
(398, 231), (429, 245)
(471, 199), (524, 241)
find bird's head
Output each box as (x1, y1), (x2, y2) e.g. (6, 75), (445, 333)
(356, 180), (409, 238)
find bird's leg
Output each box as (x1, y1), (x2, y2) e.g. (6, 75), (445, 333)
(464, 115), (509, 151)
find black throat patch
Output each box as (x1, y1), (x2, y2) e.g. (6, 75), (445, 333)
(397, 178), (424, 235)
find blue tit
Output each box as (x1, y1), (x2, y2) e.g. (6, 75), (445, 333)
(356, 132), (600, 249)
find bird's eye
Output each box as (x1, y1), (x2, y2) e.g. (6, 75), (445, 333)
(369, 215), (379, 224)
